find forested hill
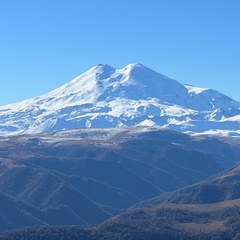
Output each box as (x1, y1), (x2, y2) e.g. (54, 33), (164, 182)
(1, 199), (240, 240)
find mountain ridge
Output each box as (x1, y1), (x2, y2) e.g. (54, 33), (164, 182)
(0, 63), (240, 136)
(0, 128), (239, 234)
(134, 161), (240, 209)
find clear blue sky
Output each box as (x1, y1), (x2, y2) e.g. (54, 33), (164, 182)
(0, 0), (240, 104)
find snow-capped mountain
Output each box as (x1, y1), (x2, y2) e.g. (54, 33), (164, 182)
(0, 63), (240, 136)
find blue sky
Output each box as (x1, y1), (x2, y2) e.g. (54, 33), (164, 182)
(0, 0), (240, 104)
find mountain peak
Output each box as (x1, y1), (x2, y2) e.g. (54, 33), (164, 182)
(123, 63), (155, 76)
(124, 63), (145, 69)
(94, 63), (115, 72)
(89, 64), (116, 80)
(0, 64), (240, 136)
(94, 63), (147, 77)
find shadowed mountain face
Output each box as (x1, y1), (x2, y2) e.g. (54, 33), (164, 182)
(3, 164), (240, 239)
(1, 199), (240, 239)
(0, 64), (240, 136)
(0, 128), (240, 232)
(0, 191), (45, 231)
(135, 160), (240, 209)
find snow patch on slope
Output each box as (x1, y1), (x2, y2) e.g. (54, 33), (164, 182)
(0, 64), (240, 136)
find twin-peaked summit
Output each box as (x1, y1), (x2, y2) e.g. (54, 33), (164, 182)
(42, 63), (187, 106)
(0, 63), (240, 136)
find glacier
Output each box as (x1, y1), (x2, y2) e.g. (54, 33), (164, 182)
(0, 63), (240, 136)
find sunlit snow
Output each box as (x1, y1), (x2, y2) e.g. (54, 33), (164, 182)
(0, 63), (239, 136)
